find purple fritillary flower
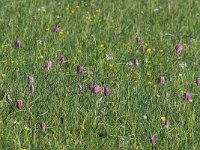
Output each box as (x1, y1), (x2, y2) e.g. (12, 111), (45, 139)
(183, 92), (192, 102)
(77, 65), (84, 74)
(28, 76), (34, 85)
(41, 122), (46, 131)
(15, 39), (21, 48)
(158, 75), (165, 84)
(59, 55), (65, 64)
(134, 59), (139, 66)
(45, 60), (52, 70)
(164, 119), (170, 129)
(53, 25), (59, 33)
(104, 86), (109, 96)
(93, 84), (100, 94)
(89, 82), (94, 90)
(175, 44), (183, 53)
(150, 134), (156, 145)
(136, 35), (141, 43)
(140, 44), (145, 52)
(196, 77), (200, 86)
(17, 99), (22, 109)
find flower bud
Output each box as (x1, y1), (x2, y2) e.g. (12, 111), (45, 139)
(140, 44), (145, 52)
(158, 75), (165, 84)
(53, 25), (59, 33)
(27, 76), (34, 85)
(77, 65), (84, 74)
(45, 60), (52, 70)
(104, 87), (109, 96)
(175, 44), (183, 53)
(183, 92), (192, 102)
(17, 99), (22, 109)
(15, 39), (21, 48)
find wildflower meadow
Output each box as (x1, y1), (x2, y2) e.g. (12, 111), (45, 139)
(0, 0), (200, 149)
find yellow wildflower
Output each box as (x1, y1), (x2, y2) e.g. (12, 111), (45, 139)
(77, 49), (82, 54)
(76, 5), (80, 9)
(153, 84), (157, 88)
(71, 10), (75, 14)
(11, 60), (14, 64)
(1, 44), (5, 49)
(147, 48), (152, 53)
(145, 43), (148, 47)
(59, 29), (64, 35)
(45, 28), (49, 31)
(1, 73), (6, 77)
(147, 81), (152, 85)
(20, 147), (26, 150)
(159, 49), (163, 53)
(156, 94), (160, 99)
(65, 8), (69, 11)
(146, 72), (151, 76)
(109, 64), (113, 69)
(96, 9), (101, 13)
(99, 43), (105, 48)
(80, 124), (85, 131)
(161, 116), (166, 122)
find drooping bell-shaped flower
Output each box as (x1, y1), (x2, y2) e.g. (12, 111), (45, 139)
(158, 75), (165, 84)
(104, 87), (109, 96)
(59, 55), (65, 64)
(136, 35), (141, 43)
(183, 92), (192, 102)
(77, 65), (84, 74)
(17, 99), (22, 109)
(93, 84), (100, 94)
(140, 44), (145, 52)
(27, 76), (34, 85)
(175, 44), (183, 53)
(15, 39), (21, 48)
(150, 134), (156, 145)
(164, 119), (170, 129)
(45, 60), (52, 70)
(41, 122), (46, 131)
(53, 25), (59, 33)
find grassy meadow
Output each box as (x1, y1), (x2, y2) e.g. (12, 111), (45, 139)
(0, 0), (200, 149)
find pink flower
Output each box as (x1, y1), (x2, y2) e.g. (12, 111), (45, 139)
(77, 65), (84, 74)
(164, 119), (170, 129)
(183, 92), (192, 102)
(158, 75), (165, 84)
(17, 99), (22, 109)
(41, 122), (46, 131)
(140, 44), (145, 52)
(150, 134), (156, 145)
(15, 39), (21, 48)
(89, 82), (94, 90)
(45, 60), (52, 70)
(93, 84), (100, 94)
(136, 35), (141, 43)
(175, 44), (183, 53)
(59, 55), (65, 64)
(53, 25), (59, 33)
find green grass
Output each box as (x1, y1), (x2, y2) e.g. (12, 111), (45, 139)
(0, 0), (200, 149)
